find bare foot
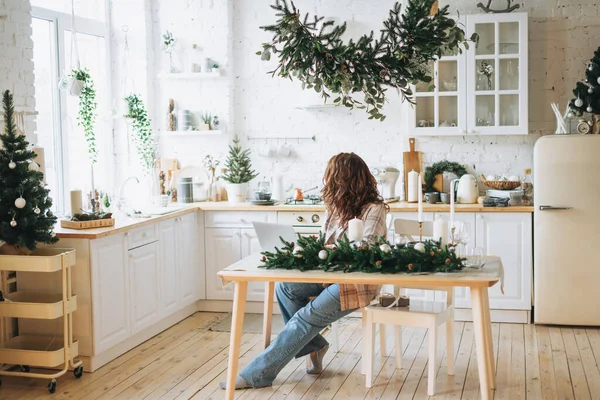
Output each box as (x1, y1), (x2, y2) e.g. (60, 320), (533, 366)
(307, 345), (329, 374)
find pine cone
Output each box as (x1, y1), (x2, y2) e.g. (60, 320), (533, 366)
(430, 251), (435, 257)
(261, 255), (267, 262)
(445, 258), (451, 265)
(408, 263), (414, 271)
(376, 260), (382, 266)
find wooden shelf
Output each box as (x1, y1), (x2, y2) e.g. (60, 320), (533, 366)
(156, 72), (222, 80)
(159, 130), (224, 137)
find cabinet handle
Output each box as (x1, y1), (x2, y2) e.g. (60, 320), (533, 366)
(241, 218), (249, 224)
(539, 205), (573, 211)
(297, 216), (304, 222)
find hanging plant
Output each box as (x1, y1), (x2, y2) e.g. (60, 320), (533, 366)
(124, 94), (155, 175)
(257, 0), (478, 120)
(72, 68), (98, 164)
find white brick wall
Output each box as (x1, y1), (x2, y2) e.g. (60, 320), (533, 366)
(0, 0), (36, 139)
(149, 0), (600, 197)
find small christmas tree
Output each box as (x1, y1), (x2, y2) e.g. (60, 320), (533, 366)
(221, 136), (258, 184)
(569, 47), (600, 117)
(0, 90), (57, 254)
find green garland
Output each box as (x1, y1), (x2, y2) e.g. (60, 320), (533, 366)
(72, 68), (98, 163)
(424, 160), (467, 191)
(261, 233), (465, 274)
(124, 94), (155, 175)
(257, 0), (478, 121)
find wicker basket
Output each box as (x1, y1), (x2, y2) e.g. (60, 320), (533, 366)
(60, 218), (115, 230)
(480, 174), (521, 191)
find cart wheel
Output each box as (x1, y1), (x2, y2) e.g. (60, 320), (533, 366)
(73, 365), (83, 378)
(20, 365), (30, 373)
(48, 379), (57, 393)
(0, 378), (2, 387)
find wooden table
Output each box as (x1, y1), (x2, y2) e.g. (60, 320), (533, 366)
(218, 255), (502, 400)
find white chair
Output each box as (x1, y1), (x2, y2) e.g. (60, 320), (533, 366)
(362, 219), (455, 396)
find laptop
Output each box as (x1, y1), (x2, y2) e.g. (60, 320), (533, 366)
(252, 222), (297, 252)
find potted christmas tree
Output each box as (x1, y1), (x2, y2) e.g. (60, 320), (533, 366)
(222, 136), (258, 205)
(0, 90), (58, 255)
(569, 46), (600, 134)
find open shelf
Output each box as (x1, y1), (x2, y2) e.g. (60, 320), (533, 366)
(0, 248), (75, 272)
(0, 292), (77, 319)
(159, 130), (224, 137)
(0, 335), (78, 367)
(157, 72), (222, 80)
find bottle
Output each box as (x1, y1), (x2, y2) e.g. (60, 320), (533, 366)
(212, 177), (221, 202)
(522, 168), (533, 205)
(220, 168), (228, 201)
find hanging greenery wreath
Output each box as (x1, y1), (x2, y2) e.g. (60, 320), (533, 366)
(72, 68), (98, 164)
(424, 160), (467, 191)
(261, 233), (465, 274)
(124, 94), (155, 175)
(257, 0), (477, 120)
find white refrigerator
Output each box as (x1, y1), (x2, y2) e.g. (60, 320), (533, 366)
(534, 135), (600, 326)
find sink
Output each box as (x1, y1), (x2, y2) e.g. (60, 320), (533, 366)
(134, 206), (185, 216)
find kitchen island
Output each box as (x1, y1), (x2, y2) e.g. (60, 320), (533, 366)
(16, 202), (532, 371)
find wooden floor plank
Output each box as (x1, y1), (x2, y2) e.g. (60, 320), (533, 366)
(395, 327), (431, 400)
(524, 324), (542, 400)
(461, 322), (499, 400)
(586, 329), (600, 370)
(443, 322), (472, 400)
(536, 326), (559, 400)
(549, 326), (575, 400)
(492, 323), (512, 400)
(561, 328), (591, 400)
(573, 328), (600, 400)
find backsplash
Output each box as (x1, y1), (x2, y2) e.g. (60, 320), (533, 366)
(142, 0), (600, 197)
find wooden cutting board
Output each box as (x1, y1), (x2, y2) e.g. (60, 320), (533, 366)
(403, 137), (422, 197)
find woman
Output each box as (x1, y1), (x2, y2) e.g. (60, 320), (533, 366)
(221, 152), (389, 390)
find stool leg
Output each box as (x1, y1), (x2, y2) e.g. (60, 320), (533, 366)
(365, 311), (375, 388)
(379, 323), (387, 357)
(332, 321), (340, 353)
(446, 317), (454, 376)
(394, 325), (402, 369)
(428, 325), (437, 396)
(361, 310), (367, 374)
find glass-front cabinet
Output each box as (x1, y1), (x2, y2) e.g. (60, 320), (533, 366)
(408, 12), (528, 136)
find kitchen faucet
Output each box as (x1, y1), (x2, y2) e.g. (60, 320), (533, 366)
(117, 176), (140, 210)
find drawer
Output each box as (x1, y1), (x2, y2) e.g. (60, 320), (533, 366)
(205, 211), (277, 228)
(126, 224), (158, 249)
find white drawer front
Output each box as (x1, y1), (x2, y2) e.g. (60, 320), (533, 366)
(205, 211), (277, 228)
(127, 224), (158, 250)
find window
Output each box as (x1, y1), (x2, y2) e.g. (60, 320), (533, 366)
(31, 3), (110, 215)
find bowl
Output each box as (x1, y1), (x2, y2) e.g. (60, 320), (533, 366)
(255, 191), (272, 201)
(152, 195), (170, 207)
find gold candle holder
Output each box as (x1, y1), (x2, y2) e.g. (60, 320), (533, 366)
(419, 221), (423, 242)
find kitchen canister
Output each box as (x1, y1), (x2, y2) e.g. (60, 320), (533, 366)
(177, 109), (192, 131)
(177, 177), (194, 203)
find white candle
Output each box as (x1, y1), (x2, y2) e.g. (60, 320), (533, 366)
(348, 217), (364, 242)
(70, 189), (82, 216)
(407, 170), (419, 203)
(450, 181), (455, 225)
(417, 173), (423, 222)
(433, 217), (449, 247)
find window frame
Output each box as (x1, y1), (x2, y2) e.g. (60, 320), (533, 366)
(31, 5), (112, 215)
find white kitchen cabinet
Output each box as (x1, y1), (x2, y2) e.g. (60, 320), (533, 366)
(476, 212), (532, 310)
(408, 12), (528, 136)
(178, 212), (202, 306)
(90, 234), (130, 354)
(129, 241), (161, 334)
(158, 218), (179, 318)
(205, 227), (268, 302)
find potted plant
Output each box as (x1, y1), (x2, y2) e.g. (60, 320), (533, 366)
(222, 136), (258, 205)
(67, 68), (87, 96)
(211, 62), (220, 74)
(199, 111), (212, 130)
(0, 90), (58, 256)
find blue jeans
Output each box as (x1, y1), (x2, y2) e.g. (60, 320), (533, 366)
(239, 282), (356, 388)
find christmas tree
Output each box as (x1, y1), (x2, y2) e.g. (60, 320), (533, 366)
(569, 47), (600, 116)
(0, 90), (57, 254)
(221, 136), (258, 184)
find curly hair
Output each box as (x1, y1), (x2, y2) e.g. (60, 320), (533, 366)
(322, 152), (389, 228)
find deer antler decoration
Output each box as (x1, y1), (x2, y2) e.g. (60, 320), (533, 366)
(477, 0), (520, 13)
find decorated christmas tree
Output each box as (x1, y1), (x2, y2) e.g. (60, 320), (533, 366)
(221, 136), (258, 184)
(0, 90), (57, 254)
(569, 47), (600, 116)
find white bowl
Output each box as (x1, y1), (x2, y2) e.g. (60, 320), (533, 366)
(152, 195), (170, 207)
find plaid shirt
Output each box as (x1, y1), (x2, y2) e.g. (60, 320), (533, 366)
(322, 203), (388, 311)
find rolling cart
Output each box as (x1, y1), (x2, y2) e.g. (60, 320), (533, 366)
(0, 248), (83, 393)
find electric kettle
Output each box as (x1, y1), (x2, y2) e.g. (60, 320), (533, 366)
(453, 175), (479, 204)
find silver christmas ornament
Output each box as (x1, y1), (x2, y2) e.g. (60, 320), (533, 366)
(587, 106), (593, 112)
(318, 249), (329, 260)
(567, 111), (575, 119)
(15, 197), (26, 209)
(292, 246), (304, 258)
(10, 218), (17, 227)
(28, 161), (39, 171)
(589, 64), (594, 71)
(589, 88), (594, 94)
(34, 207), (41, 214)
(597, 77), (600, 84)
(575, 98), (584, 107)
(379, 243), (392, 253)
(413, 242), (426, 253)
(8, 161), (16, 169)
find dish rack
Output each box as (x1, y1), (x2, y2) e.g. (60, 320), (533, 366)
(0, 248), (83, 393)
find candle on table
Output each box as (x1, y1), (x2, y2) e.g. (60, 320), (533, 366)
(70, 189), (82, 216)
(407, 170), (419, 203)
(348, 217), (364, 242)
(433, 217), (449, 247)
(417, 173), (423, 222)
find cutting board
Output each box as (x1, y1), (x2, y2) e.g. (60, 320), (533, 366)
(403, 138), (422, 197)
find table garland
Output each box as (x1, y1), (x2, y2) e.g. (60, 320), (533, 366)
(424, 160), (467, 191)
(260, 233), (465, 274)
(257, 0), (478, 121)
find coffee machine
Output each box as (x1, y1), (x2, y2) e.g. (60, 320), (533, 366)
(370, 167), (400, 203)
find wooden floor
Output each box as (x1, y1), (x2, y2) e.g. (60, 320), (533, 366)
(1, 312), (600, 400)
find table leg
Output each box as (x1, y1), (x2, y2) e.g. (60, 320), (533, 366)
(263, 282), (275, 349)
(470, 286), (492, 400)
(481, 286), (496, 389)
(226, 281), (248, 400)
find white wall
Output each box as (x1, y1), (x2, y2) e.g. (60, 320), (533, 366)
(149, 0), (600, 198)
(0, 0), (36, 141)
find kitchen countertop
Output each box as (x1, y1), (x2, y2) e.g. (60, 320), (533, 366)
(54, 201), (534, 239)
